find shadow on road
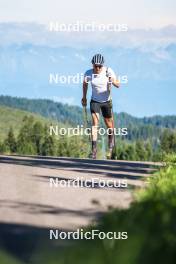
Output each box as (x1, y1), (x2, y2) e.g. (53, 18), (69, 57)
(0, 155), (159, 177)
(0, 221), (71, 264)
(0, 199), (104, 219)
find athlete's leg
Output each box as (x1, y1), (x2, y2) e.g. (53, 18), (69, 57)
(90, 113), (99, 159)
(104, 117), (114, 148)
(92, 112), (99, 139)
(90, 100), (100, 159)
(101, 101), (115, 158)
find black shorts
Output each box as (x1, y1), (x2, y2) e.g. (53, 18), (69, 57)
(90, 99), (112, 118)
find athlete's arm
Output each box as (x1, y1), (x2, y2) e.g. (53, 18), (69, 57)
(108, 68), (120, 88)
(112, 78), (120, 88)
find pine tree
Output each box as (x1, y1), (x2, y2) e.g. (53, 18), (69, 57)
(17, 116), (37, 155)
(126, 144), (136, 161)
(41, 135), (56, 156)
(160, 130), (176, 153)
(31, 121), (44, 155)
(5, 127), (17, 153)
(145, 142), (152, 161)
(1, 142), (8, 153)
(57, 135), (69, 156)
(135, 140), (147, 161)
(41, 125), (56, 156)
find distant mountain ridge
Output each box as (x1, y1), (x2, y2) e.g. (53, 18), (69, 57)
(0, 95), (176, 129)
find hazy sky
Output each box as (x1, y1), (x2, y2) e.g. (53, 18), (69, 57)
(0, 0), (176, 28)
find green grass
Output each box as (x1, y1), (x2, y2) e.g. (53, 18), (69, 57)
(0, 251), (22, 264)
(0, 105), (65, 140)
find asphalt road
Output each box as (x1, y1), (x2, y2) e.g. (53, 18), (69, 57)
(0, 155), (160, 230)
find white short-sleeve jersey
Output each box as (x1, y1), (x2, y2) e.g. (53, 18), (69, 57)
(84, 66), (116, 103)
